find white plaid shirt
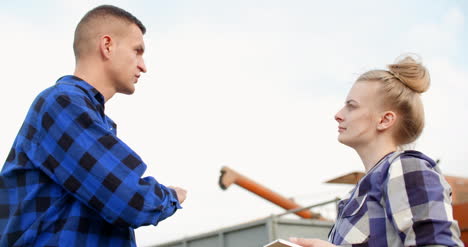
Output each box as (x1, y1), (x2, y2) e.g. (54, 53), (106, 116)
(328, 151), (463, 246)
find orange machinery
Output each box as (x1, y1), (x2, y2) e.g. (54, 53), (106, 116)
(219, 166), (326, 220)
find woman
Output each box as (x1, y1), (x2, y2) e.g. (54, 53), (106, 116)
(290, 55), (463, 247)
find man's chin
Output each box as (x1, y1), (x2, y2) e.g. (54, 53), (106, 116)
(119, 87), (136, 95)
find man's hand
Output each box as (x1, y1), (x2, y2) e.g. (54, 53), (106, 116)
(288, 238), (337, 247)
(169, 186), (187, 204)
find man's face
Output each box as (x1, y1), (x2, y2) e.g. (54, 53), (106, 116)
(110, 24), (147, 95)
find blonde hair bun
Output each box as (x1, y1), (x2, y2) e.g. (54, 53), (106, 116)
(387, 54), (430, 93)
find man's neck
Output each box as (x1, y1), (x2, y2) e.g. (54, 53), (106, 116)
(74, 63), (116, 102)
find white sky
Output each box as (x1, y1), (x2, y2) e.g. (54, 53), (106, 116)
(1, 1), (467, 246)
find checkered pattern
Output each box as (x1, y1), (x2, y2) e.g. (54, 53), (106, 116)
(0, 76), (181, 247)
(328, 151), (463, 247)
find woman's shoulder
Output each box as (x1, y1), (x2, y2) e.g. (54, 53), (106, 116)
(389, 150), (438, 172)
(385, 150), (445, 187)
(398, 150), (435, 163)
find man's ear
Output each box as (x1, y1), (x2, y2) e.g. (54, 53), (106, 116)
(99, 35), (113, 59)
(377, 111), (397, 131)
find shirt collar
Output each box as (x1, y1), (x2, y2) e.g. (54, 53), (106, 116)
(56, 75), (106, 110)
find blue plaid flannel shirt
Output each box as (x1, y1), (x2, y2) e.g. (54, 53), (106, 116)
(328, 151), (463, 247)
(0, 75), (181, 247)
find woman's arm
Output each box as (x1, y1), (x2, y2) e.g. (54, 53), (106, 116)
(384, 156), (463, 246)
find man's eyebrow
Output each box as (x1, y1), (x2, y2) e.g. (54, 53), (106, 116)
(346, 99), (358, 104)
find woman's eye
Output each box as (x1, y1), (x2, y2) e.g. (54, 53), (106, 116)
(346, 104), (356, 110)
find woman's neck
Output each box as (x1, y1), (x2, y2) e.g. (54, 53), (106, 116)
(355, 137), (397, 172)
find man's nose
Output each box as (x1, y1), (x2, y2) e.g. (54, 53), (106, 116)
(138, 59), (147, 73)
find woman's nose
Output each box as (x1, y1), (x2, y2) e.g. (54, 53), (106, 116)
(335, 110), (343, 123)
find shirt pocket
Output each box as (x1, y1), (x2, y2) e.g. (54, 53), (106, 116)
(340, 194), (370, 245)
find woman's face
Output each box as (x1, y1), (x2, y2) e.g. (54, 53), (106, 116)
(334, 81), (383, 149)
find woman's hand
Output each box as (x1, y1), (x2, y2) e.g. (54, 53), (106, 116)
(289, 237), (337, 247)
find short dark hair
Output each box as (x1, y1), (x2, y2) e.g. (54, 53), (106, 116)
(73, 5), (146, 58)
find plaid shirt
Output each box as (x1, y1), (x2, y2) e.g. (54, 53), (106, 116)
(0, 76), (181, 247)
(328, 151), (463, 247)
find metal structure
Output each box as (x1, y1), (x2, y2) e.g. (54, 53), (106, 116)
(453, 202), (468, 244)
(153, 167), (335, 247)
(152, 204), (336, 247)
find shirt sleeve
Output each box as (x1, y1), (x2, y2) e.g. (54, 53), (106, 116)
(24, 90), (181, 228)
(383, 156), (463, 246)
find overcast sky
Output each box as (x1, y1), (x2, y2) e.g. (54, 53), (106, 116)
(1, 1), (467, 246)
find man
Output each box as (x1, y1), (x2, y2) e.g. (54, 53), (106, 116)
(0, 5), (187, 247)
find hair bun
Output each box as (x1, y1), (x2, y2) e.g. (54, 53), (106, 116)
(387, 54), (430, 93)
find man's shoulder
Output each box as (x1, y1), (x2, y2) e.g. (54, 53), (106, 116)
(34, 80), (92, 110)
(40, 80), (88, 98)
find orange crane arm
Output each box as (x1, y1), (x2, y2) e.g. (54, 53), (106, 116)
(219, 166), (324, 220)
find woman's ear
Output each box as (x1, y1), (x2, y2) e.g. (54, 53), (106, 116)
(377, 111), (397, 131)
